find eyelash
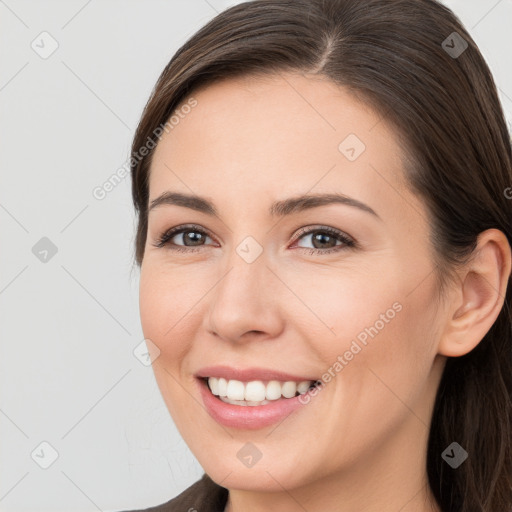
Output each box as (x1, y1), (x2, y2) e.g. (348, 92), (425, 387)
(152, 223), (356, 255)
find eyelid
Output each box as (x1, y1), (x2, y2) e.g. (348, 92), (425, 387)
(291, 224), (355, 245)
(153, 223), (356, 252)
(153, 223), (217, 249)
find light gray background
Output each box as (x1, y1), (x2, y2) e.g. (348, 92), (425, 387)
(1, 1), (511, 511)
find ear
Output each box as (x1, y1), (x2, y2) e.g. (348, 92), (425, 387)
(437, 228), (512, 357)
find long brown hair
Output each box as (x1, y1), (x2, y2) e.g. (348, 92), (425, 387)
(129, 1), (512, 510)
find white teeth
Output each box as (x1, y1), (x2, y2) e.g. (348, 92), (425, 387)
(266, 380), (283, 400)
(282, 381), (297, 398)
(217, 377), (227, 397)
(207, 377), (315, 402)
(297, 381), (311, 394)
(226, 379), (245, 401)
(244, 381), (266, 402)
(219, 396), (271, 406)
(209, 377), (219, 395)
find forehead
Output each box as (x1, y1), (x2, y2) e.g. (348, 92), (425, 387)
(148, 72), (421, 223)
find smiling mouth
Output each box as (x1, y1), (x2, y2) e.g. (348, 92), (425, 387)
(203, 376), (322, 406)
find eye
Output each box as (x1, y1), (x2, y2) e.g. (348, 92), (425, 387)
(153, 224), (356, 255)
(152, 224), (215, 252)
(291, 225), (356, 255)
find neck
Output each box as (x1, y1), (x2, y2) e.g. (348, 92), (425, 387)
(224, 416), (441, 512)
(225, 481), (439, 512)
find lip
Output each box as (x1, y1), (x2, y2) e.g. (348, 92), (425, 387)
(196, 377), (318, 429)
(195, 365), (318, 382)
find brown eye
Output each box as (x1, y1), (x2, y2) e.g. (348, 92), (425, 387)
(172, 230), (208, 246)
(154, 224), (214, 250)
(293, 226), (356, 254)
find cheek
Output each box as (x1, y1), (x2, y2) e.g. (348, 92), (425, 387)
(139, 263), (206, 425)
(287, 260), (438, 392)
(139, 262), (202, 364)
(325, 270), (439, 425)
(278, 261), (405, 350)
(289, 268), (438, 465)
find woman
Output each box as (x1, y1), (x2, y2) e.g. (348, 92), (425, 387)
(124, 0), (512, 510)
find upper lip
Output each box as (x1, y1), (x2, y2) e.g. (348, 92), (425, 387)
(195, 365), (318, 382)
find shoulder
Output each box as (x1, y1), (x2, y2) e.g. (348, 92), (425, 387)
(120, 473), (229, 512)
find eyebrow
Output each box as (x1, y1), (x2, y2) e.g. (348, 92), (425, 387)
(148, 191), (381, 220)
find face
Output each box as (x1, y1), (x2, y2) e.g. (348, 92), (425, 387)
(139, 72), (446, 492)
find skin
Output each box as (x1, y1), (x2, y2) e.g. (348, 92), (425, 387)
(138, 72), (511, 512)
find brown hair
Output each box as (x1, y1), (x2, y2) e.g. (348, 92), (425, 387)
(130, 1), (512, 510)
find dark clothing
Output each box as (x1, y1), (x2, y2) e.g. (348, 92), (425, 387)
(122, 473), (229, 512)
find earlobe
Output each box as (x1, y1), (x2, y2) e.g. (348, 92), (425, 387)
(437, 228), (511, 358)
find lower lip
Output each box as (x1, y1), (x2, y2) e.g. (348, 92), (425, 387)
(197, 378), (316, 430)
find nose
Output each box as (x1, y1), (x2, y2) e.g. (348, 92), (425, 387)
(204, 245), (284, 345)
